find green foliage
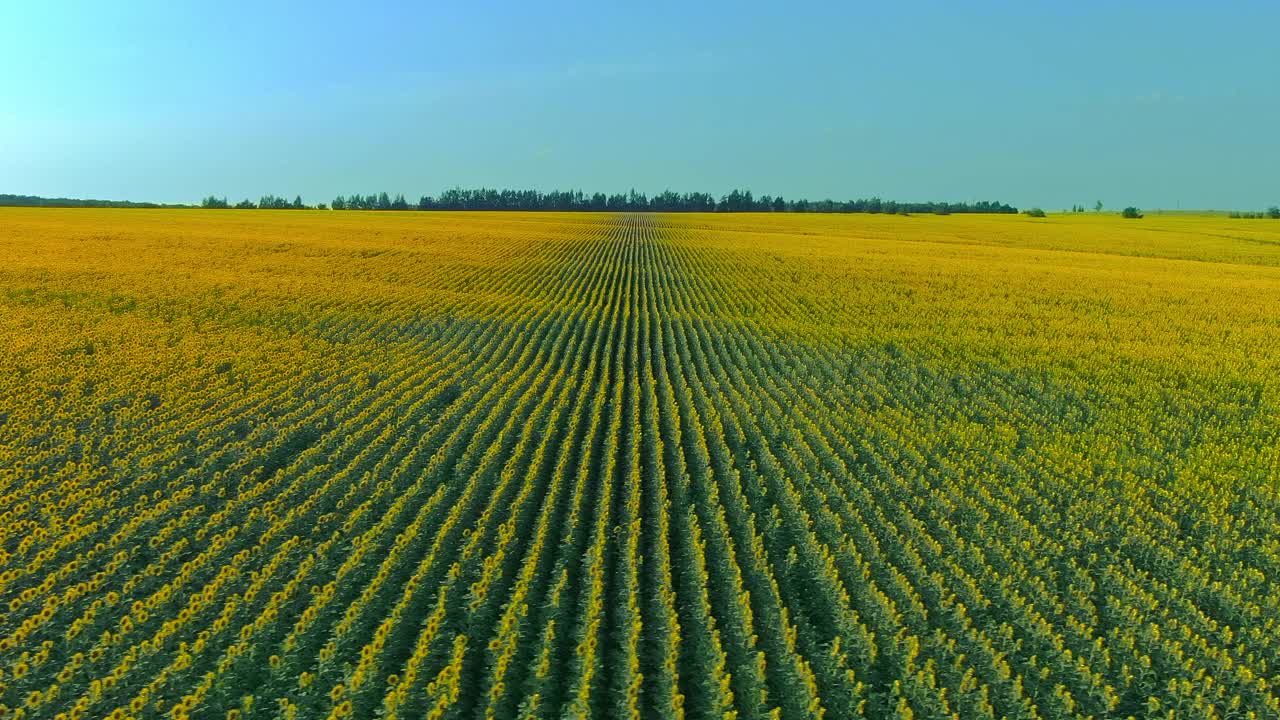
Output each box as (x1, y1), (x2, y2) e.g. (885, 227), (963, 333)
(1121, 206), (1143, 218)
(258, 194), (309, 209)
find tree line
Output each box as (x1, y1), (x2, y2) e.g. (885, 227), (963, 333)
(328, 188), (1019, 214)
(200, 195), (312, 210)
(10, 192), (1280, 218)
(0, 194), (185, 209)
(1229, 207), (1280, 219)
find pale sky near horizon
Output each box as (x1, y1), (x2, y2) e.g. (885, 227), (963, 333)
(2, 1), (1277, 210)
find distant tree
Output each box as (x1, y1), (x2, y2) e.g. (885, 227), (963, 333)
(316, 202), (328, 210)
(1121, 206), (1143, 219)
(719, 189), (747, 212)
(258, 194), (293, 209)
(201, 195), (229, 209)
(377, 192), (392, 210)
(1094, 200), (1103, 212)
(627, 188), (646, 211)
(235, 199), (255, 209)
(1023, 207), (1046, 218)
(292, 195), (305, 209)
(391, 193), (409, 210)
(1268, 206), (1280, 219)
(332, 196), (347, 210)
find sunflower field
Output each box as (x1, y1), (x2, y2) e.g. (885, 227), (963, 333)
(2, 207), (1279, 719)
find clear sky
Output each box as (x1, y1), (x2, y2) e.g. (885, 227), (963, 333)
(2, 1), (1277, 210)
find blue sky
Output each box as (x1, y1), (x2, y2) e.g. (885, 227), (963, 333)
(2, 1), (1277, 209)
